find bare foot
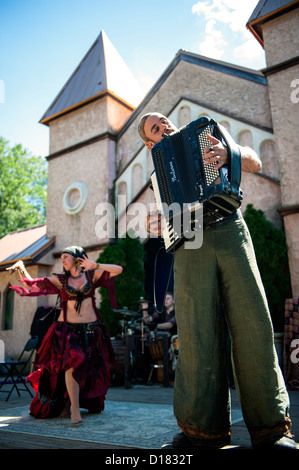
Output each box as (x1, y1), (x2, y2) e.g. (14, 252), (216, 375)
(59, 409), (71, 419)
(59, 399), (71, 419)
(71, 410), (83, 424)
(71, 418), (83, 424)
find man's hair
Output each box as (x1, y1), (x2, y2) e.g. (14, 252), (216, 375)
(137, 113), (153, 142)
(166, 292), (174, 298)
(137, 112), (166, 142)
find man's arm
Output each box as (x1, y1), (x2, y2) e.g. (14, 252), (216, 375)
(240, 146), (262, 173)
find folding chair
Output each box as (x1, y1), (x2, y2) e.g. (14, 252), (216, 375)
(0, 336), (39, 401)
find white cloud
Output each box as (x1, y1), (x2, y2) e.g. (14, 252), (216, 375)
(192, 0), (258, 33)
(192, 0), (264, 65)
(233, 37), (264, 62)
(199, 19), (228, 59)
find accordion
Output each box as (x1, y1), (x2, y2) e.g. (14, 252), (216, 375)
(150, 116), (243, 252)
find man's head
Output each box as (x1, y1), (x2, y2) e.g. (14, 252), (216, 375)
(164, 292), (174, 310)
(137, 112), (178, 150)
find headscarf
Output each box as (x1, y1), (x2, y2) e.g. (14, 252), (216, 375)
(62, 246), (88, 259)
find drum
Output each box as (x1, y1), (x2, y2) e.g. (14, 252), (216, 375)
(110, 337), (126, 385)
(147, 337), (164, 382)
(148, 338), (163, 359)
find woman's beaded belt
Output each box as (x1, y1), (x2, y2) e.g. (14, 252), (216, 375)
(66, 321), (100, 331)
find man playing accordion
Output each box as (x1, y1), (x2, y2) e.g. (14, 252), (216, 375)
(138, 112), (297, 449)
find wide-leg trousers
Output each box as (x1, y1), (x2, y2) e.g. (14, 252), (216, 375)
(173, 216), (291, 446)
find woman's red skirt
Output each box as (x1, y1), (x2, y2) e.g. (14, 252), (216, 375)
(27, 321), (111, 419)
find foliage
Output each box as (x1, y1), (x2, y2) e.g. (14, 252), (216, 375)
(0, 137), (47, 238)
(97, 231), (145, 336)
(244, 204), (292, 331)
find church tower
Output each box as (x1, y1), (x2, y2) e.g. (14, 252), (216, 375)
(247, 0), (299, 297)
(41, 31), (144, 254)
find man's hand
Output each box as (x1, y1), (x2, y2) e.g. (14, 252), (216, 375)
(146, 205), (163, 236)
(203, 134), (228, 171)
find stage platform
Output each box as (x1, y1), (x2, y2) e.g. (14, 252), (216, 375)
(0, 383), (298, 451)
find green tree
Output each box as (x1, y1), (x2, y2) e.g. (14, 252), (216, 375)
(0, 137), (47, 238)
(244, 204), (292, 331)
(97, 232), (145, 336)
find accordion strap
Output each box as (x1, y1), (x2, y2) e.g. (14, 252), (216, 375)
(213, 120), (242, 200)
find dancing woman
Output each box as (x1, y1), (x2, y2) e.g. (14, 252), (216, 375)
(8, 246), (122, 424)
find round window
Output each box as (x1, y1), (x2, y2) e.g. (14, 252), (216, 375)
(62, 181), (88, 215)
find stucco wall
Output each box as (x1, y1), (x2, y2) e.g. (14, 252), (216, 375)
(46, 139), (113, 251)
(262, 9), (299, 68)
(49, 96), (132, 154)
(261, 8), (299, 295)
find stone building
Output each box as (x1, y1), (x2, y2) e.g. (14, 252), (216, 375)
(0, 1), (298, 359)
(247, 0), (299, 298)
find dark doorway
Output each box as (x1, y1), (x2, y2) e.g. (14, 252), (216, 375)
(144, 238), (174, 310)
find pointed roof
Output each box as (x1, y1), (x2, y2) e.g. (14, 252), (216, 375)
(246, 0), (299, 47)
(40, 31), (144, 125)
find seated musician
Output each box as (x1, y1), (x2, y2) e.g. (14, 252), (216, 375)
(143, 292), (176, 336)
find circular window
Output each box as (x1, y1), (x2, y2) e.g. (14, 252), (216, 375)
(62, 181), (88, 215)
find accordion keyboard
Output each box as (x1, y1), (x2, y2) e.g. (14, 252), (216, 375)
(195, 125), (219, 186)
(150, 171), (179, 251)
(151, 147), (174, 206)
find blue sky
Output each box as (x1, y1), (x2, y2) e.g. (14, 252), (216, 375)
(0, 0), (265, 157)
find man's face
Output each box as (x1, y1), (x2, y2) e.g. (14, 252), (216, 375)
(164, 294), (174, 309)
(144, 114), (177, 147)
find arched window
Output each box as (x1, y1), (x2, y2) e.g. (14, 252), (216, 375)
(238, 130), (253, 148)
(219, 120), (231, 133)
(198, 112), (209, 118)
(179, 106), (191, 127)
(118, 181), (127, 198)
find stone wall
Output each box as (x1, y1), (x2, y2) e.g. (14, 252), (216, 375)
(117, 59), (272, 173)
(46, 97), (132, 252)
(261, 8), (299, 296)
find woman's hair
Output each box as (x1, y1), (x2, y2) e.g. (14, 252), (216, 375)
(62, 246), (87, 259)
(61, 246), (88, 276)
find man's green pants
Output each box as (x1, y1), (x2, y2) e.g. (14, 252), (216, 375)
(173, 216), (291, 446)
